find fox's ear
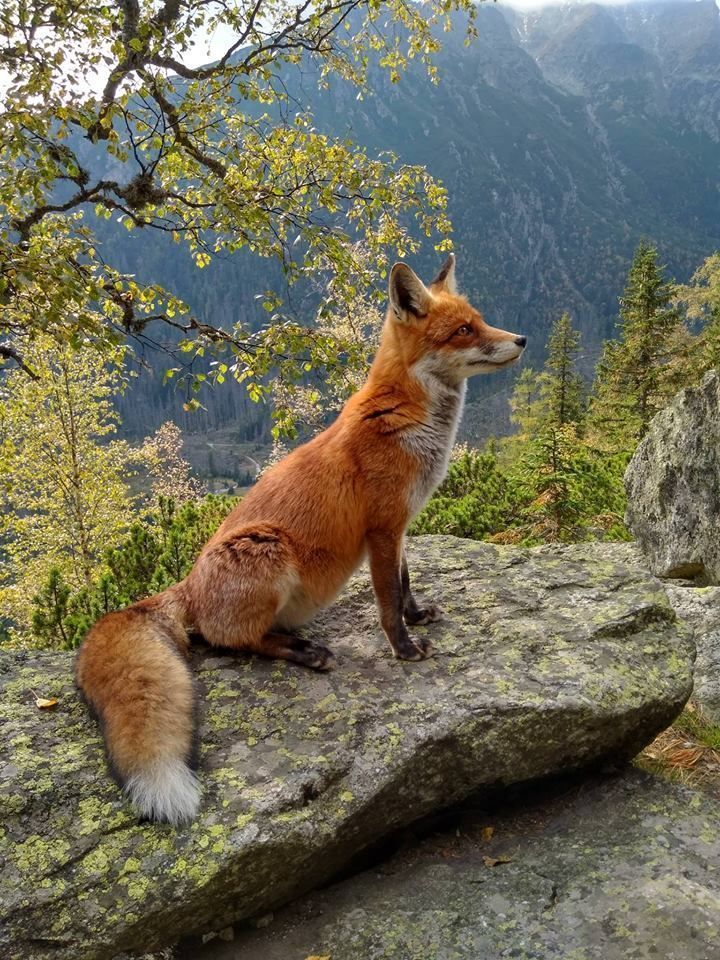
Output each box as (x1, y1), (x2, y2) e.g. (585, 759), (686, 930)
(388, 263), (433, 323)
(430, 253), (457, 294)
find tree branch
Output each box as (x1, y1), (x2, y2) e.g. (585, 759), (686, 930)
(0, 341), (39, 379)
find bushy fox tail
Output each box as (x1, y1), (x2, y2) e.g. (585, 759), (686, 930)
(75, 588), (200, 825)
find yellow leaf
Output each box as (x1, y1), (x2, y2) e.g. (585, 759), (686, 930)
(30, 688), (58, 709)
(481, 826), (494, 843)
(36, 697), (58, 709)
(304, 956), (331, 960)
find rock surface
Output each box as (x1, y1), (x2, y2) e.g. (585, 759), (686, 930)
(625, 369), (720, 583)
(192, 769), (720, 960)
(665, 583), (720, 724)
(0, 538), (694, 960)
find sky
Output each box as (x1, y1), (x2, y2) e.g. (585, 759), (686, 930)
(501, 0), (712, 9)
(188, 0), (713, 67)
(1, 0), (715, 97)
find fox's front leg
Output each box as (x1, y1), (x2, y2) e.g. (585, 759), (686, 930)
(401, 552), (443, 627)
(367, 531), (434, 661)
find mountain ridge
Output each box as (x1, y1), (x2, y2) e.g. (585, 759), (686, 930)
(108, 0), (720, 442)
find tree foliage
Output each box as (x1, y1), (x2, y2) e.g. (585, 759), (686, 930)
(30, 495), (234, 649)
(507, 313), (584, 442)
(674, 251), (720, 377)
(1, 0), (475, 406)
(587, 240), (683, 455)
(0, 339), (135, 632)
(140, 420), (206, 503)
(506, 425), (628, 544)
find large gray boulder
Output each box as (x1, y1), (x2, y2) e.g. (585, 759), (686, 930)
(203, 769), (720, 960)
(665, 582), (720, 724)
(625, 369), (720, 583)
(0, 538), (693, 960)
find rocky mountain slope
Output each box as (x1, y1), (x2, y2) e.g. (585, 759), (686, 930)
(107, 0), (720, 438)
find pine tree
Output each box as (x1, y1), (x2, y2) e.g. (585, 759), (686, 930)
(29, 494), (236, 649)
(588, 241), (681, 454)
(542, 312), (585, 428)
(500, 313), (628, 543)
(508, 424), (628, 545)
(674, 251), (720, 379)
(506, 313), (584, 445)
(410, 446), (518, 541)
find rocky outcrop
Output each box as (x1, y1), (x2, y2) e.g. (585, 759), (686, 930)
(0, 539), (694, 960)
(203, 769), (720, 960)
(625, 370), (720, 583)
(665, 583), (720, 724)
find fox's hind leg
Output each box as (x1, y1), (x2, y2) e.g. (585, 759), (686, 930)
(401, 551), (443, 627)
(187, 525), (333, 670)
(257, 633), (334, 670)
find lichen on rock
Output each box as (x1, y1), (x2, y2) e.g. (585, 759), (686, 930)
(665, 582), (720, 723)
(213, 769), (720, 960)
(625, 369), (720, 584)
(0, 538), (694, 960)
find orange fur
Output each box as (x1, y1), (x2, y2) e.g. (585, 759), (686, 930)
(75, 254), (525, 823)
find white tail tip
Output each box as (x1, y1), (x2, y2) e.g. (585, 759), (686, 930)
(125, 759), (201, 825)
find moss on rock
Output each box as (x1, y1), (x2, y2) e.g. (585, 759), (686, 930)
(215, 770), (720, 960)
(0, 538), (694, 959)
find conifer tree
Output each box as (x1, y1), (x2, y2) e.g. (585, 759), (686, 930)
(674, 251), (720, 378)
(29, 495), (236, 649)
(506, 313), (584, 448)
(588, 241), (681, 454)
(500, 312), (628, 543)
(542, 312), (585, 428)
(508, 424), (627, 544)
(508, 369), (545, 440)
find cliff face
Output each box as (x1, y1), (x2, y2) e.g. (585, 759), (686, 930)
(338, 1), (720, 349)
(105, 1), (720, 440)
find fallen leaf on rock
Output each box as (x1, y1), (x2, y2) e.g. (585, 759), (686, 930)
(483, 855), (513, 867)
(30, 690), (58, 709)
(481, 826), (495, 842)
(304, 955), (331, 960)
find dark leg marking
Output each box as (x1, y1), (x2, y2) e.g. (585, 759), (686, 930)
(401, 554), (443, 627)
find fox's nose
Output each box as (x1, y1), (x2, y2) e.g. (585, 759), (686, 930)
(515, 336), (527, 348)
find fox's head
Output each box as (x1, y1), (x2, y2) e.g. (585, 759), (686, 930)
(385, 254), (526, 384)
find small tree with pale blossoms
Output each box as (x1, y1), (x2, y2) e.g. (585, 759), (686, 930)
(265, 248), (385, 467)
(0, 339), (135, 636)
(140, 422), (206, 504)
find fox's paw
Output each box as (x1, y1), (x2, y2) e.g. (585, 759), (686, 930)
(301, 640), (335, 671)
(404, 604), (444, 626)
(394, 634), (435, 662)
(285, 636), (335, 671)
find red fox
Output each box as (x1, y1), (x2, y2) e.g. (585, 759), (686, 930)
(75, 254), (526, 824)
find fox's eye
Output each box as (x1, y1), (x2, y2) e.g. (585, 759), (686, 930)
(457, 325), (473, 336)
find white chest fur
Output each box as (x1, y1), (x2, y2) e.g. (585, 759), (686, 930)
(401, 368), (466, 517)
